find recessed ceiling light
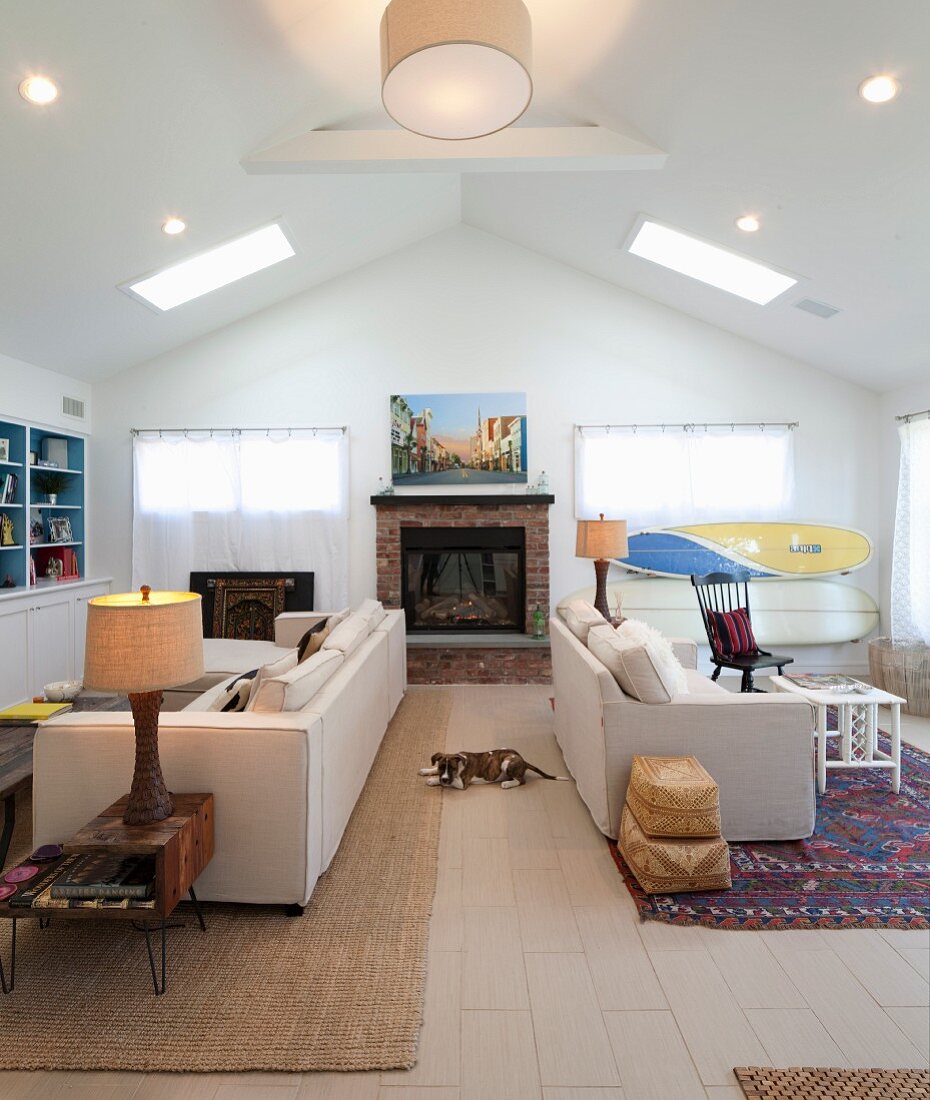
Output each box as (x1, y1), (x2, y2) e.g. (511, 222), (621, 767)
(19, 75), (58, 105)
(859, 75), (898, 103)
(735, 215), (760, 233)
(626, 218), (798, 305)
(162, 217), (186, 236)
(122, 221), (296, 311)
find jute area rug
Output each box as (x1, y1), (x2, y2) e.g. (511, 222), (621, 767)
(0, 687), (452, 1072)
(734, 1065), (930, 1098)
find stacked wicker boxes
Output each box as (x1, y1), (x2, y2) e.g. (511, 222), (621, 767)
(619, 755), (731, 894)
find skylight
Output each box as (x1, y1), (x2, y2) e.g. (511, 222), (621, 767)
(626, 218), (798, 305)
(123, 222), (296, 311)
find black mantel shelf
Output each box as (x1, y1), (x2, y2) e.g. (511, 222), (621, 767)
(370, 494), (555, 507)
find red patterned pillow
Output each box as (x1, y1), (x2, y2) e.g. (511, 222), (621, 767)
(707, 607), (757, 657)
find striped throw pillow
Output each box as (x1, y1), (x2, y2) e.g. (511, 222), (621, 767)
(707, 607), (758, 657)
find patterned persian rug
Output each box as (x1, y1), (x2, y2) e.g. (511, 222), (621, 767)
(734, 1066), (930, 1098)
(612, 728), (930, 930)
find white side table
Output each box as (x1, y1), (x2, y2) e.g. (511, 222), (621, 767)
(770, 677), (904, 794)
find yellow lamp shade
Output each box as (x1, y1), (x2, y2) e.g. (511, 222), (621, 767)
(380, 0), (533, 140)
(83, 590), (204, 694)
(576, 516), (629, 561)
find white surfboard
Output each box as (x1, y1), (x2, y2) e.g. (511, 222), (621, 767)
(558, 577), (879, 647)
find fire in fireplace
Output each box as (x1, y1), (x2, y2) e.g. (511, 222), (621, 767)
(401, 527), (526, 632)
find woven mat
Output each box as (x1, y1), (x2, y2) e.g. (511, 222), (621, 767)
(0, 688), (451, 1072)
(735, 1066), (930, 1098)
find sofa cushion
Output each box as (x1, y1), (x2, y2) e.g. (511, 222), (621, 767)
(297, 620), (330, 663)
(250, 649), (345, 713)
(682, 668), (728, 697)
(245, 648), (299, 710)
(322, 611), (371, 659)
(559, 599), (606, 644)
(588, 622), (686, 704)
(707, 606), (758, 657)
(355, 597), (387, 631)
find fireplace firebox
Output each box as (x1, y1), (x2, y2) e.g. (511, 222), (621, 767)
(401, 527), (525, 633)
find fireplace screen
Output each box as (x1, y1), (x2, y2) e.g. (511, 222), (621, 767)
(402, 527), (525, 632)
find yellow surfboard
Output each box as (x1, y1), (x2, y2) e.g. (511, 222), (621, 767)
(673, 523), (873, 577)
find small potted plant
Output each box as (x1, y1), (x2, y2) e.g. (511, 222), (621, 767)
(32, 470), (72, 505)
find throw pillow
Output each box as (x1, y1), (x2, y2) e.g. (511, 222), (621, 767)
(245, 648), (299, 710)
(587, 621), (687, 704)
(322, 611), (371, 659)
(206, 668), (258, 712)
(355, 597), (387, 631)
(707, 607), (757, 657)
(250, 649), (345, 713)
(297, 619), (330, 663)
(559, 599), (606, 643)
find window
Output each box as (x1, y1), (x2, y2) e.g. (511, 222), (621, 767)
(891, 416), (930, 643)
(575, 424), (795, 526)
(131, 429), (348, 607)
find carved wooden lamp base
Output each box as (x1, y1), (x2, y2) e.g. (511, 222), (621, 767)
(125, 690), (173, 825)
(593, 558), (612, 621)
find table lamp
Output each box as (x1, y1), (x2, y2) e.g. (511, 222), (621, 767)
(83, 586), (204, 825)
(575, 514), (629, 620)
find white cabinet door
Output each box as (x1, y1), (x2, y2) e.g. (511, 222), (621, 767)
(0, 602), (31, 708)
(73, 584), (109, 677)
(31, 597), (72, 694)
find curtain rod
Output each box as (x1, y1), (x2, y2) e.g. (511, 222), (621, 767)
(896, 409), (930, 424)
(130, 426), (347, 436)
(575, 421), (798, 433)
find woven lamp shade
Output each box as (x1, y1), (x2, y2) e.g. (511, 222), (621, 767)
(83, 590), (204, 694)
(576, 517), (629, 561)
(380, 0), (532, 140)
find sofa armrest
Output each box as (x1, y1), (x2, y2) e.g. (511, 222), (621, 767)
(670, 637), (698, 669)
(275, 611), (330, 648)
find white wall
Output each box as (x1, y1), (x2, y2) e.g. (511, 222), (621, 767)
(90, 225), (880, 670)
(878, 380), (930, 634)
(0, 352), (92, 433)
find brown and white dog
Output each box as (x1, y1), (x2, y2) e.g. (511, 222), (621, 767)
(419, 750), (569, 790)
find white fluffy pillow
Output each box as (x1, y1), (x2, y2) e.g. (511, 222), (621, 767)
(559, 599), (606, 643)
(615, 619), (688, 697)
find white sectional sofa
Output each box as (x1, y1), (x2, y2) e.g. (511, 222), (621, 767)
(551, 611), (817, 843)
(30, 607), (407, 907)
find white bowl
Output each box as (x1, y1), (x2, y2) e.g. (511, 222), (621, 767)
(44, 679), (82, 702)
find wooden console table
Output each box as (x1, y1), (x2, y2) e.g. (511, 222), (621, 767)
(0, 793), (213, 995)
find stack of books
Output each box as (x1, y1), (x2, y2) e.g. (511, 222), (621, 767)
(2, 853), (157, 910)
(0, 701), (73, 724)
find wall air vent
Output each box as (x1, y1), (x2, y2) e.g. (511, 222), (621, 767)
(62, 395), (86, 420)
(794, 298), (841, 319)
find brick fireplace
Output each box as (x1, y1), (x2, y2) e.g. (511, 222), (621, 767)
(372, 494), (554, 684)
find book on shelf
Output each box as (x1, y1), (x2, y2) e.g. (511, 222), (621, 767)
(0, 701), (73, 724)
(50, 853), (155, 900)
(1, 472), (17, 503)
(6, 854), (83, 908)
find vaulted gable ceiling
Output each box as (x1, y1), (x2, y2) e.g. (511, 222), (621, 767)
(1, 0), (926, 388)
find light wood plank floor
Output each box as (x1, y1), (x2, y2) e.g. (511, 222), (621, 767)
(1, 684), (927, 1099)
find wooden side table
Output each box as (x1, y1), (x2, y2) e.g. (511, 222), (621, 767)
(0, 793), (213, 995)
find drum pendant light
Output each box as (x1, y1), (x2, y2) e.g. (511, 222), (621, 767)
(380, 0), (533, 140)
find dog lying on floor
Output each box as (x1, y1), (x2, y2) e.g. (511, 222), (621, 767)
(419, 749), (569, 790)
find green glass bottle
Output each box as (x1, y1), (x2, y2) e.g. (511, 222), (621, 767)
(533, 605), (546, 640)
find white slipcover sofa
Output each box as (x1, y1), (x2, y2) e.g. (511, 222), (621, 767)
(30, 608), (407, 907)
(550, 613), (816, 842)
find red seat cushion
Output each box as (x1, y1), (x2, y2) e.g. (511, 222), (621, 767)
(707, 607), (758, 657)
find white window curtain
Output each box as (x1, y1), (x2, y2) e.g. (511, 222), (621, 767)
(891, 417), (930, 644)
(132, 429), (349, 609)
(574, 424), (795, 525)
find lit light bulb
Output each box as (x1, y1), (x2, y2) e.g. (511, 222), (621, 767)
(162, 217), (187, 236)
(859, 75), (898, 104)
(19, 76), (58, 105)
(735, 215), (761, 233)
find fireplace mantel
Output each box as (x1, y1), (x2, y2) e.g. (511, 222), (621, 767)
(370, 494), (554, 507)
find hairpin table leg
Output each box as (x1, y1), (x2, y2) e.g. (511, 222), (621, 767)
(142, 921), (167, 995)
(0, 919), (16, 994)
(0, 797), (14, 873)
(188, 886), (206, 932)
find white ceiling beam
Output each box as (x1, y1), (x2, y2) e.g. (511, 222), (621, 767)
(242, 126), (666, 174)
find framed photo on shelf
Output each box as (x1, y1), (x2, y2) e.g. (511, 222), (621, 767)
(0, 438), (9, 463)
(48, 515), (73, 543)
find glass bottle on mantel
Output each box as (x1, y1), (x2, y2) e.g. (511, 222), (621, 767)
(536, 471), (549, 494)
(533, 605), (546, 639)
